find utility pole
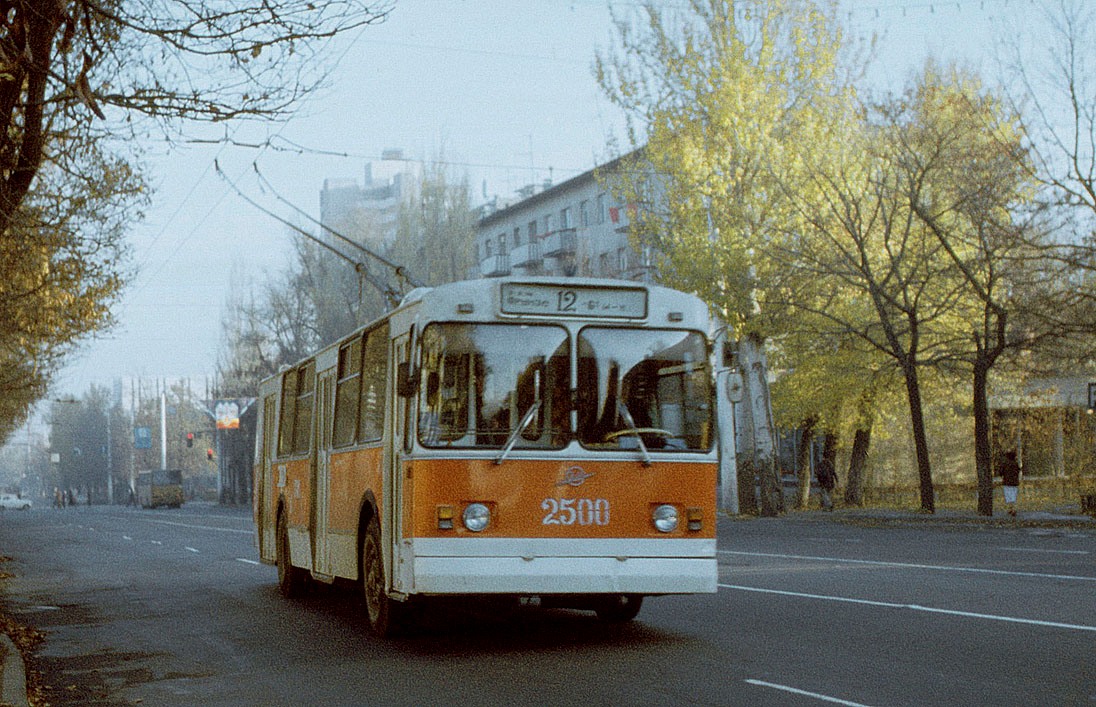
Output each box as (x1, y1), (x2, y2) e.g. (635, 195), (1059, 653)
(160, 390), (167, 470)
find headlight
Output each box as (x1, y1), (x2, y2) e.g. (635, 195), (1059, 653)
(652, 504), (679, 533)
(462, 503), (491, 532)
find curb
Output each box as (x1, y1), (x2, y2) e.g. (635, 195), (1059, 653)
(0, 633), (27, 707)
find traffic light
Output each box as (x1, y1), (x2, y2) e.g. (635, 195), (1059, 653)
(207, 448), (214, 461)
(186, 432), (194, 448)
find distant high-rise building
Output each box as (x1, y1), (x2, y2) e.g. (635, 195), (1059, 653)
(320, 150), (416, 246)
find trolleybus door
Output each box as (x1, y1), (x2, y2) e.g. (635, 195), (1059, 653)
(388, 332), (412, 593)
(311, 371), (335, 579)
(257, 394), (277, 559)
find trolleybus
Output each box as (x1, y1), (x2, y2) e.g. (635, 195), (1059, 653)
(253, 276), (722, 635)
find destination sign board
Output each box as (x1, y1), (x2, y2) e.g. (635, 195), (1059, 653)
(500, 283), (647, 319)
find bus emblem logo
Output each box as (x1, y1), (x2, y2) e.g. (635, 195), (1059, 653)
(557, 466), (594, 487)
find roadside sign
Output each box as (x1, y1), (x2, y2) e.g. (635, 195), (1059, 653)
(134, 426), (152, 449)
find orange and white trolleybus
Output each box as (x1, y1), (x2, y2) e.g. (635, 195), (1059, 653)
(253, 276), (720, 635)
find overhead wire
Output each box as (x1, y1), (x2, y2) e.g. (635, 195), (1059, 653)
(213, 161), (405, 309)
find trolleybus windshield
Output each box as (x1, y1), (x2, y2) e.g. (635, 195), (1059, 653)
(418, 323), (570, 448)
(577, 327), (711, 452)
(417, 322), (712, 452)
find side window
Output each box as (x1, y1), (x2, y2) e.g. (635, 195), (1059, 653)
(277, 368), (298, 457)
(333, 338), (362, 447)
(293, 361), (315, 454)
(358, 323), (389, 442)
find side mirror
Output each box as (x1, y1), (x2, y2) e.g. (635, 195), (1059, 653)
(397, 362), (418, 397)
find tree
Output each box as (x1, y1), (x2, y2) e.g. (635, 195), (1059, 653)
(596, 0), (862, 515)
(897, 67), (1049, 516)
(389, 160), (477, 288)
(0, 0), (390, 440)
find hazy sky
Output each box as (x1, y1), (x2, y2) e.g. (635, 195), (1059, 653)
(52, 0), (1052, 397)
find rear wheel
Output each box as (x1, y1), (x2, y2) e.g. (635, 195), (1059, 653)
(362, 516), (404, 637)
(276, 510), (308, 598)
(595, 594), (643, 622)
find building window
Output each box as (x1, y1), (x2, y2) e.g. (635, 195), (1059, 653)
(596, 193), (606, 224)
(499, 233), (507, 253)
(513, 227), (521, 247)
(559, 207), (571, 229)
(598, 252), (609, 276)
(528, 220), (538, 240)
(543, 213), (553, 233)
(579, 200), (589, 227)
(485, 240), (493, 258)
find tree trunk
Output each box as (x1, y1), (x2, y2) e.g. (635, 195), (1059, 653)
(903, 364), (935, 513)
(734, 373), (758, 515)
(844, 390), (875, 507)
(795, 418), (816, 510)
(844, 425), (871, 506)
(973, 359), (994, 517)
(740, 335), (782, 516)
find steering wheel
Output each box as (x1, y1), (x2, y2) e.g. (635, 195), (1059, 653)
(603, 428), (674, 442)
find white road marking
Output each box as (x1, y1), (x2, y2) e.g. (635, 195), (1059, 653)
(720, 584), (1096, 633)
(122, 535), (132, 541)
(138, 518), (252, 535)
(185, 547), (200, 554)
(745, 679), (872, 706)
(151, 540), (162, 545)
(997, 546), (1089, 555)
(719, 550), (1096, 582)
(236, 558), (261, 565)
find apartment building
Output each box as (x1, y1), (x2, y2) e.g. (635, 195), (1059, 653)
(474, 155), (653, 282)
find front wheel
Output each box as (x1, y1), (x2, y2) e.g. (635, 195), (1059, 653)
(595, 594), (643, 622)
(362, 516), (404, 637)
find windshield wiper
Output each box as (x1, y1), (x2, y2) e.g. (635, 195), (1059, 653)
(616, 401), (652, 467)
(494, 400), (542, 465)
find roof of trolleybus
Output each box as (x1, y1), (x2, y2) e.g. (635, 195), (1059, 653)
(398, 276), (712, 326)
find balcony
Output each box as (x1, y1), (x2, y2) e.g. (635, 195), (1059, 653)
(479, 253), (511, 278)
(509, 242), (541, 268)
(540, 228), (577, 257)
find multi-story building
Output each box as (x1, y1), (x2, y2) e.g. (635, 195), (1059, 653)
(474, 155), (653, 283)
(320, 150), (416, 247)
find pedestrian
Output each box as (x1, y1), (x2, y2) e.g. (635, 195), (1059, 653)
(998, 449), (1022, 517)
(816, 456), (837, 511)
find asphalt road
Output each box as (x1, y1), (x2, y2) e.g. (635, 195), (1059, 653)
(0, 503), (1093, 706)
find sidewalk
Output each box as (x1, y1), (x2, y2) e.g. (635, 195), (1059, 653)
(751, 504), (1096, 529)
(0, 633), (27, 707)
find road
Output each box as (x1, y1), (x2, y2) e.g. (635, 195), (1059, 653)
(0, 503), (1093, 706)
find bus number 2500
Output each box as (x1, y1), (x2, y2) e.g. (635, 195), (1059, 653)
(541, 498), (610, 526)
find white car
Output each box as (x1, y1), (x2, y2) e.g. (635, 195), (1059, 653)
(0, 494), (31, 510)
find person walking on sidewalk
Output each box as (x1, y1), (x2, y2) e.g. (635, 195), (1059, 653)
(999, 449), (1022, 517)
